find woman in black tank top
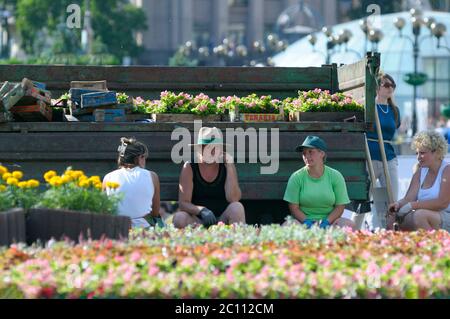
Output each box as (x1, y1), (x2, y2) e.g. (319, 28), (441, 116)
(174, 126), (245, 229)
(190, 163), (229, 218)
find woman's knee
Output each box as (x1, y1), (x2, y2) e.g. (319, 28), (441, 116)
(173, 211), (191, 229)
(413, 210), (428, 225)
(227, 202), (246, 222)
(334, 217), (356, 230)
(228, 202), (245, 214)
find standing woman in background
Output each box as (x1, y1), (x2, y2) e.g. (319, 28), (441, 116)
(366, 73), (401, 229)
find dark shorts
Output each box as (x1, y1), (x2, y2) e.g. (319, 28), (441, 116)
(194, 200), (229, 218)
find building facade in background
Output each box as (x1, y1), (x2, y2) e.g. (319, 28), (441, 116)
(131, 0), (352, 65)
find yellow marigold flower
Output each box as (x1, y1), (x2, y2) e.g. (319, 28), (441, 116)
(0, 165), (8, 175)
(78, 180), (90, 188)
(106, 182), (120, 189)
(2, 172), (12, 181)
(12, 171), (23, 180)
(89, 176), (101, 184)
(71, 170), (85, 179)
(61, 175), (73, 184)
(0, 185), (6, 192)
(79, 175), (88, 182)
(49, 176), (63, 187)
(6, 177), (19, 186)
(18, 181), (28, 189)
(27, 179), (40, 188)
(44, 170), (57, 182)
(94, 183), (103, 190)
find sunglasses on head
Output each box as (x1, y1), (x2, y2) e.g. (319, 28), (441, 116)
(381, 82), (396, 89)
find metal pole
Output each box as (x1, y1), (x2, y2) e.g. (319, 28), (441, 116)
(412, 35), (418, 135)
(412, 23), (420, 136)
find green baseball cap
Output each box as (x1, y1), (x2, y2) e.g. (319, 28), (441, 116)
(295, 135), (328, 152)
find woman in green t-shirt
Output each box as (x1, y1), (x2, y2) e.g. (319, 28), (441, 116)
(283, 136), (355, 230)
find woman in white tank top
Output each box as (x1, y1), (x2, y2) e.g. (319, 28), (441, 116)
(103, 137), (160, 228)
(388, 131), (450, 232)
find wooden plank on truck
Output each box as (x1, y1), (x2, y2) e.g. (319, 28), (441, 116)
(81, 91), (117, 109)
(71, 80), (107, 91)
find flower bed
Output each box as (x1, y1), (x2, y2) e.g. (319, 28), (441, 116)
(119, 89), (363, 122)
(285, 89), (364, 122)
(0, 224), (448, 299)
(145, 91), (225, 121)
(0, 166), (129, 244)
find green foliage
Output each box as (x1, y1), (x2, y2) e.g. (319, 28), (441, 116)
(283, 89), (364, 113)
(116, 92), (130, 104)
(90, 1), (147, 59)
(169, 50), (198, 67)
(14, 0), (147, 61)
(23, 54), (120, 65)
(148, 91), (224, 115)
(217, 94), (282, 114)
(6, 188), (42, 210)
(0, 191), (15, 211)
(132, 96), (151, 114)
(37, 183), (121, 215)
(0, 57), (24, 65)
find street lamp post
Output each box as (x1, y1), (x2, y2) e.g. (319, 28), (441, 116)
(307, 27), (363, 65)
(431, 22), (449, 52)
(393, 9), (437, 136)
(178, 33), (288, 66)
(359, 18), (384, 53)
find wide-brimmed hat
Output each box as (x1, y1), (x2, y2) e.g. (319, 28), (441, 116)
(189, 127), (229, 147)
(295, 135), (327, 152)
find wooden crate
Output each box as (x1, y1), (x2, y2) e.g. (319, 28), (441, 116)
(15, 86), (52, 106)
(1, 83), (24, 112)
(93, 109), (126, 122)
(126, 113), (154, 122)
(230, 106), (285, 122)
(81, 91), (117, 109)
(0, 112), (13, 123)
(70, 88), (103, 106)
(289, 111), (365, 122)
(0, 81), (12, 99)
(72, 102), (132, 116)
(70, 80), (107, 91)
(151, 113), (223, 122)
(26, 208), (131, 244)
(0, 209), (26, 247)
(240, 113), (284, 122)
(10, 101), (53, 122)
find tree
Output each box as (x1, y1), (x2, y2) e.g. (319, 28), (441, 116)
(0, 0), (17, 58)
(15, 0), (147, 60)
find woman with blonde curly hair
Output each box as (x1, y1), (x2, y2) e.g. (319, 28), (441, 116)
(389, 131), (450, 232)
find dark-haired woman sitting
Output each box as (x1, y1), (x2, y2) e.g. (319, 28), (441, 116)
(103, 137), (161, 228)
